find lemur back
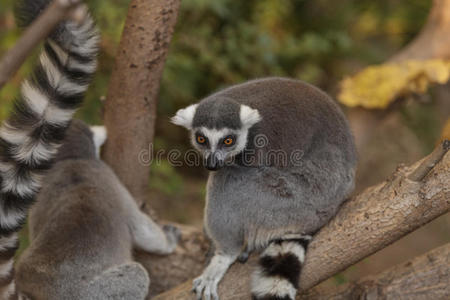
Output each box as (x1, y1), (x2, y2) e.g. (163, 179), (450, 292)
(15, 120), (179, 300)
(0, 0), (98, 298)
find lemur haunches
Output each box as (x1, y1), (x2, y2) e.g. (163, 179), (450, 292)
(172, 77), (357, 300)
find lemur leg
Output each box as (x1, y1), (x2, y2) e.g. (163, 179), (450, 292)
(193, 251), (239, 300)
(130, 210), (180, 255)
(81, 262), (149, 300)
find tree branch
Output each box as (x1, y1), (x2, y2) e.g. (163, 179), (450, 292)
(153, 142), (450, 299)
(0, 0), (85, 89)
(103, 0), (180, 207)
(302, 243), (450, 300)
(390, 0), (450, 62)
(409, 139), (450, 181)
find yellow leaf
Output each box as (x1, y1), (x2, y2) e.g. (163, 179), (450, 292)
(338, 59), (450, 109)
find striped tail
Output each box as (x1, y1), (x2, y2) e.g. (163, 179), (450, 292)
(251, 236), (311, 300)
(0, 1), (99, 298)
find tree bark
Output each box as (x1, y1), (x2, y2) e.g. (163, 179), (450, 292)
(302, 243), (450, 300)
(152, 142), (450, 300)
(103, 0), (180, 206)
(390, 0), (450, 62)
(135, 224), (210, 298)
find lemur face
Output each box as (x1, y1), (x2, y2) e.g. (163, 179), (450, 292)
(171, 98), (261, 170)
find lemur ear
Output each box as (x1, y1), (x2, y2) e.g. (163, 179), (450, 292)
(240, 105), (262, 128)
(90, 126), (107, 158)
(171, 104), (198, 129)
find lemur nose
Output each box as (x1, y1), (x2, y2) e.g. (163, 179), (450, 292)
(205, 154), (222, 171)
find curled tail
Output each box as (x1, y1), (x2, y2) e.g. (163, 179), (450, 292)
(0, 1), (99, 298)
(251, 236), (311, 300)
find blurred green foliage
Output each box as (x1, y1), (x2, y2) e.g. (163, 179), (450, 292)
(0, 0), (431, 121)
(0, 0), (433, 194)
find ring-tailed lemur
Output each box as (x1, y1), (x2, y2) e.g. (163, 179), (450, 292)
(15, 119), (180, 299)
(0, 0), (98, 298)
(172, 77), (357, 300)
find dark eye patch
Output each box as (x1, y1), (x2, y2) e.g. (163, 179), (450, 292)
(221, 135), (236, 147)
(195, 132), (209, 146)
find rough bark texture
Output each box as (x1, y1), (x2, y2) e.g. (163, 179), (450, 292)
(135, 224), (209, 298)
(0, 0), (84, 88)
(103, 0), (180, 206)
(303, 243), (450, 300)
(153, 146), (450, 300)
(390, 0), (450, 62)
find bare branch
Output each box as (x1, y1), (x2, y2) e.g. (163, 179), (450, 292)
(302, 243), (450, 300)
(103, 0), (181, 207)
(0, 0), (84, 89)
(153, 143), (450, 299)
(409, 139), (450, 181)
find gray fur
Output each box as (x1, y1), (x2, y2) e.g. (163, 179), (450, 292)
(15, 120), (179, 300)
(193, 97), (242, 129)
(173, 77), (357, 300)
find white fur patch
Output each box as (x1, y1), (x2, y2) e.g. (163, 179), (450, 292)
(90, 126), (107, 158)
(47, 40), (69, 65)
(40, 50), (62, 88)
(240, 105), (261, 128)
(1, 281), (16, 299)
(0, 206), (24, 231)
(22, 81), (49, 116)
(0, 234), (18, 252)
(1, 167), (42, 198)
(262, 240), (306, 263)
(0, 259), (13, 279)
(44, 106), (76, 125)
(251, 269), (297, 299)
(13, 140), (59, 165)
(171, 104), (198, 129)
(0, 123), (29, 145)
(22, 79), (76, 125)
(198, 127), (229, 152)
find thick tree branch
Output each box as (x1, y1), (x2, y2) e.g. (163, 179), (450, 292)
(302, 243), (450, 300)
(0, 0), (84, 89)
(153, 142), (450, 299)
(103, 0), (180, 206)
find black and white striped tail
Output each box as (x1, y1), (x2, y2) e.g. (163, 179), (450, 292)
(251, 236), (311, 300)
(0, 0), (99, 298)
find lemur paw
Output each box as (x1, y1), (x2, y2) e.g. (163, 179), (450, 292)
(237, 251), (250, 263)
(163, 224), (181, 253)
(192, 275), (220, 300)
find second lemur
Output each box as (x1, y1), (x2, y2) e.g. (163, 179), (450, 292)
(172, 77), (357, 300)
(15, 120), (179, 300)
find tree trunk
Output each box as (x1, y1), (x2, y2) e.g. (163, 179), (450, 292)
(390, 0), (450, 62)
(302, 243), (450, 300)
(152, 143), (450, 299)
(103, 0), (180, 206)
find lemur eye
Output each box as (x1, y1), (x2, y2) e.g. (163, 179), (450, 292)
(223, 136), (235, 146)
(197, 135), (206, 144)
